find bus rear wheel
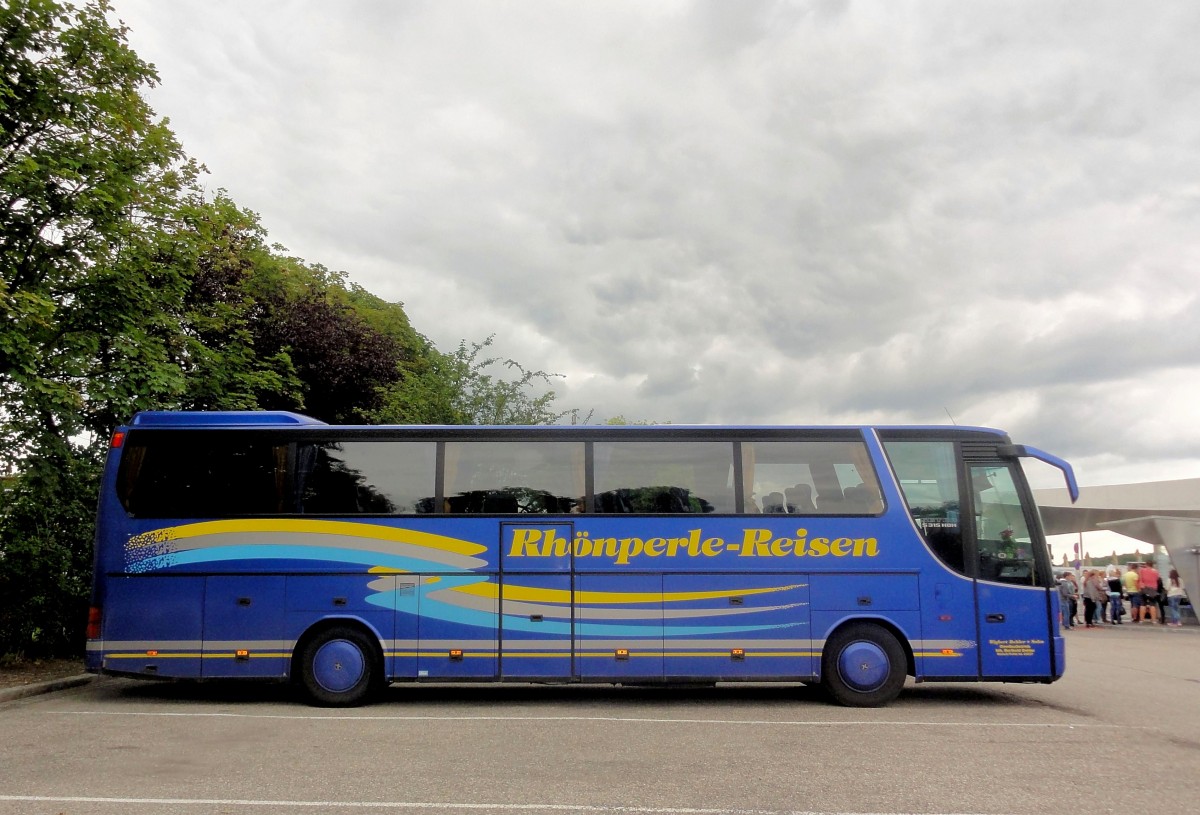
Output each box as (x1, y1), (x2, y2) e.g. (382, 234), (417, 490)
(821, 623), (906, 708)
(297, 625), (382, 707)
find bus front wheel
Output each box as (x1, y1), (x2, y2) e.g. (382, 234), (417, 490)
(821, 623), (906, 708)
(297, 625), (382, 707)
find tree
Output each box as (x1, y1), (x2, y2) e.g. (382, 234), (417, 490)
(253, 281), (407, 424)
(373, 335), (569, 426)
(168, 191), (301, 413)
(0, 434), (97, 656)
(0, 0), (197, 655)
(603, 415), (656, 426)
(1, 0), (201, 450)
(0, 0), (578, 657)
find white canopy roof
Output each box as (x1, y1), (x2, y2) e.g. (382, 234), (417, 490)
(1034, 479), (1200, 597)
(1034, 478), (1200, 536)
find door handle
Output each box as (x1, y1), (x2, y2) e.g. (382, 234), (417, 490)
(986, 613), (1006, 623)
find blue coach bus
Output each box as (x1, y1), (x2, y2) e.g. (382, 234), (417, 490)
(85, 411), (1078, 707)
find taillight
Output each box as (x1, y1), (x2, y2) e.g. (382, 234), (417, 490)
(86, 606), (102, 640)
(110, 431), (125, 449)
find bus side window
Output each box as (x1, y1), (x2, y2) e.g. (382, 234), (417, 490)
(120, 437), (286, 518)
(882, 440), (966, 575)
(443, 441), (583, 514)
(740, 441), (882, 516)
(222, 443), (287, 515)
(592, 442), (731, 514)
(296, 441), (436, 515)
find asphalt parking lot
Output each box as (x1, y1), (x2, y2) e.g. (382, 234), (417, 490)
(2, 624), (1198, 815)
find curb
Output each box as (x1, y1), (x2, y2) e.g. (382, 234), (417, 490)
(0, 674), (95, 704)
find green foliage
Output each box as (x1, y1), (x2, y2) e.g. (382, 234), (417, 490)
(1, 0), (200, 451)
(373, 335), (570, 426)
(168, 192), (302, 413)
(0, 0), (197, 657)
(603, 415), (657, 426)
(0, 436), (99, 657)
(0, 1), (577, 658)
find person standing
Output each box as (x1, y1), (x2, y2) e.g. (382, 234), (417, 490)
(1123, 562), (1143, 621)
(1080, 570), (1094, 627)
(1107, 567), (1124, 624)
(1058, 572), (1077, 629)
(1138, 560), (1161, 624)
(1081, 570), (1091, 626)
(1165, 569), (1186, 627)
(1085, 570), (1108, 627)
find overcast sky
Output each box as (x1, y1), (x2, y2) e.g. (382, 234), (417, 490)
(110, 0), (1200, 504)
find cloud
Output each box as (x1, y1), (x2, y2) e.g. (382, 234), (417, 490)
(114, 0), (1200, 486)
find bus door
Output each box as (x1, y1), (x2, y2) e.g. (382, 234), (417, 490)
(499, 522), (573, 679)
(967, 460), (1054, 678)
(884, 437), (1053, 681)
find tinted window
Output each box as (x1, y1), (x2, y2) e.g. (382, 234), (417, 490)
(444, 441), (583, 514)
(593, 441), (734, 514)
(297, 441), (435, 514)
(119, 436), (287, 518)
(741, 440), (882, 515)
(883, 441), (965, 574)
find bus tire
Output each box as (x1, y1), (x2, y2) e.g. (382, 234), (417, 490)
(821, 623), (906, 708)
(297, 625), (382, 707)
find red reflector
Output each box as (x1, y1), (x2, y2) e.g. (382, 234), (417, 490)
(110, 431), (126, 449)
(86, 606), (102, 640)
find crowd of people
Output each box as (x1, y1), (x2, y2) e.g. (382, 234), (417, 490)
(1057, 561), (1189, 629)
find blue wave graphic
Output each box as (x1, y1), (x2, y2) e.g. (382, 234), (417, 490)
(127, 544), (447, 574)
(128, 545), (803, 638)
(367, 577), (802, 637)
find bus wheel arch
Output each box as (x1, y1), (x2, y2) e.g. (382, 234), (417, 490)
(820, 620), (910, 708)
(293, 620), (385, 707)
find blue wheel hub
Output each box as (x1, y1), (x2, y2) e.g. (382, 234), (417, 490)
(312, 639), (366, 693)
(837, 640), (889, 692)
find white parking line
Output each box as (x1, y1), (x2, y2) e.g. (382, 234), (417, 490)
(0, 796), (995, 814)
(62, 710), (1127, 728)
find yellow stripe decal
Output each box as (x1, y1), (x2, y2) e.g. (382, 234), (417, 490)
(106, 652), (294, 660)
(128, 519), (485, 556)
(452, 582), (802, 605)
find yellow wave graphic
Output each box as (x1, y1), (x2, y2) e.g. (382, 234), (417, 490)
(127, 519), (486, 557)
(451, 581), (803, 605)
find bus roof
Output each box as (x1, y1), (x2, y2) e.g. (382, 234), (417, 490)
(130, 411), (327, 427)
(125, 411), (1005, 435)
